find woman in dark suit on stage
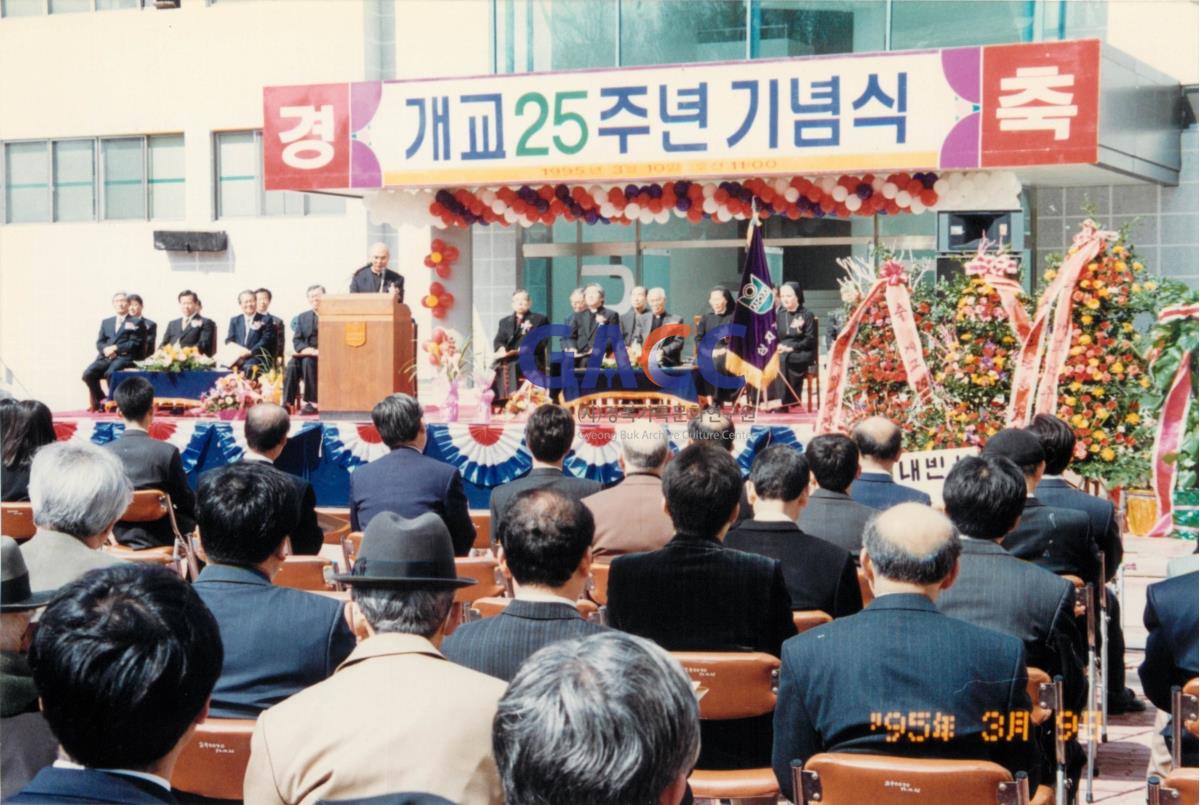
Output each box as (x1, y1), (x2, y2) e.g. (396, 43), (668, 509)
(492, 289), (548, 404)
(773, 282), (816, 411)
(696, 286), (738, 405)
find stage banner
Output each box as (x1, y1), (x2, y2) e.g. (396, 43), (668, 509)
(893, 446), (978, 506)
(263, 40), (1100, 190)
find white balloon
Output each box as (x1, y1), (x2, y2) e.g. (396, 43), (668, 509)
(702, 183), (717, 198)
(819, 176), (837, 193)
(784, 187), (800, 203)
(933, 179), (950, 195)
(599, 203), (616, 218)
(655, 209), (671, 224)
(773, 177), (789, 193)
(882, 182), (898, 199)
(504, 209), (519, 223)
(910, 199), (926, 215)
(674, 206), (687, 217)
(702, 198), (718, 214)
(845, 195), (863, 212)
(871, 177), (885, 191)
(640, 209), (655, 225)
(716, 207), (732, 222)
(896, 190), (912, 207)
(491, 200), (507, 214)
(519, 216), (534, 228)
(832, 185), (849, 202)
(625, 203), (641, 217)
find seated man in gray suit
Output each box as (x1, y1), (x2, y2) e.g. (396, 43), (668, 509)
(849, 416), (931, 509)
(443, 489), (604, 681)
(938, 454), (1085, 792)
(21, 442), (131, 591)
(797, 433), (878, 556)
(584, 423), (674, 560)
(633, 287), (684, 367)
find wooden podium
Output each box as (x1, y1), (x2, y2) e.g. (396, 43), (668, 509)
(318, 295), (416, 416)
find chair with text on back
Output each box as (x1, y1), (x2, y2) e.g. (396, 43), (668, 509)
(171, 718), (256, 801)
(273, 554), (336, 591)
(103, 489), (190, 578)
(793, 753), (1030, 805)
(1148, 680), (1200, 805)
(0, 502), (36, 542)
(674, 651), (782, 801)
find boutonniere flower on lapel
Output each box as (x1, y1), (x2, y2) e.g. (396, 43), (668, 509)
(189, 320), (201, 328)
(789, 316), (804, 331)
(594, 313), (606, 325)
(520, 319), (533, 334)
(251, 321), (263, 331)
(124, 322), (138, 331)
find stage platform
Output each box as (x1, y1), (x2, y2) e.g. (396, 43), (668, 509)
(52, 409), (817, 508)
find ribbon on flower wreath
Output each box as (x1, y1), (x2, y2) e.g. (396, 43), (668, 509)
(1008, 219), (1119, 426)
(962, 238), (1032, 343)
(816, 258), (934, 434)
(1147, 302), (1200, 537)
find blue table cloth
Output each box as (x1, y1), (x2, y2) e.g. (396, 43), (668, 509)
(109, 370), (231, 401)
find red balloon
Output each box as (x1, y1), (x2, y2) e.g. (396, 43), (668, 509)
(806, 187), (822, 203)
(432, 328), (446, 342)
(432, 306), (447, 319)
(907, 179), (925, 196)
(786, 206), (801, 220)
(423, 256), (434, 268)
(772, 196), (789, 212)
(648, 198), (663, 214)
(430, 281), (445, 295)
(819, 197), (836, 213)
(608, 187), (624, 204)
(444, 245), (459, 261)
(920, 189), (939, 206)
(431, 239), (446, 252)
(435, 264), (451, 279)
(538, 185), (556, 201)
(687, 208), (703, 223)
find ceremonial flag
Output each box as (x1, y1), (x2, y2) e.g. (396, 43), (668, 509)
(725, 218), (779, 391)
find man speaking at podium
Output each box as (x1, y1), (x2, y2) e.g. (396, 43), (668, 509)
(349, 242), (404, 301)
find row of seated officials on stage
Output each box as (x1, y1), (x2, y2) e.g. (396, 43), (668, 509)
(80, 240), (409, 415)
(1, 390), (1196, 803)
(493, 280), (817, 408)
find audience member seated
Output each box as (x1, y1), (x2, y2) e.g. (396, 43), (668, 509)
(104, 377), (196, 549)
(10, 564), (222, 804)
(0, 536), (59, 793)
(982, 429), (1099, 583)
(192, 463), (355, 719)
(283, 284), (323, 414)
(687, 408), (751, 527)
(583, 423), (674, 560)
(245, 512), (505, 805)
(349, 393), (475, 555)
(81, 291), (148, 412)
(493, 632), (700, 805)
(797, 433), (877, 555)
(849, 416), (931, 509)
(20, 442), (131, 589)
(1, 399), (56, 502)
(608, 444), (795, 770)
(241, 403), (323, 555)
(938, 455), (1086, 789)
(1139, 570), (1199, 768)
(726, 445), (862, 618)
(488, 405), (601, 542)
(772, 503), (1038, 800)
(443, 489), (604, 681)
(1027, 413), (1139, 714)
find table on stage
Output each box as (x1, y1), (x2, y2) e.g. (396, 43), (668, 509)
(109, 370), (231, 403)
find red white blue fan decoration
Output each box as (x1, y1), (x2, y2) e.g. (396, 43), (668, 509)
(426, 424), (531, 488)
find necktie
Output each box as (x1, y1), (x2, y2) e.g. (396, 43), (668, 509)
(379, 273), (385, 293)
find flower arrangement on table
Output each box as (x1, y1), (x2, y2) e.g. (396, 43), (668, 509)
(600, 342), (641, 370)
(136, 345), (216, 372)
(422, 328), (477, 420)
(197, 372), (263, 415)
(504, 380), (550, 416)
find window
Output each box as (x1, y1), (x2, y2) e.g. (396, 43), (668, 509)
(1, 134), (183, 223)
(2, 0), (143, 14)
(214, 130), (346, 218)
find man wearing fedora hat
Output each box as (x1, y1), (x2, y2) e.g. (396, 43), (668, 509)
(0, 536), (60, 793)
(245, 511), (505, 805)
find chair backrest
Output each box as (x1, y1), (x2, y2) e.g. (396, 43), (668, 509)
(671, 652), (780, 721)
(795, 753), (1028, 805)
(1185, 677), (1200, 738)
(590, 561), (610, 606)
(470, 595), (598, 621)
(0, 502), (36, 540)
(470, 509), (491, 550)
(857, 567), (874, 606)
(341, 530), (363, 569)
(793, 610), (832, 634)
(1026, 667), (1052, 725)
(453, 556), (505, 603)
(121, 489), (169, 523)
(171, 718), (256, 801)
(274, 555), (333, 591)
(1148, 772), (1200, 805)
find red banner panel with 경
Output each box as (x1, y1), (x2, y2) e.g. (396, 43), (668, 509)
(263, 84), (350, 190)
(981, 39), (1100, 167)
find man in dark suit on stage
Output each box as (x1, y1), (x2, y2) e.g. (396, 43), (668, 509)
(9, 564), (222, 804)
(1027, 413), (1138, 712)
(634, 287), (684, 367)
(491, 289), (548, 402)
(798, 433), (878, 556)
(225, 289), (278, 376)
(283, 285), (323, 414)
(255, 288), (286, 364)
(348, 393), (475, 555)
(349, 241), (404, 300)
(127, 294), (156, 360)
(620, 285), (647, 346)
(103, 377), (196, 549)
(726, 445), (862, 618)
(160, 289), (217, 357)
(81, 291), (147, 411)
(938, 454), (1086, 789)
(569, 284), (620, 362)
(849, 416), (931, 509)
(240, 403), (323, 555)
(192, 463), (355, 718)
(443, 489), (604, 681)
(488, 404), (601, 543)
(1140, 571), (1199, 768)
(608, 444), (796, 770)
(561, 287), (586, 352)
(772, 503), (1038, 800)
